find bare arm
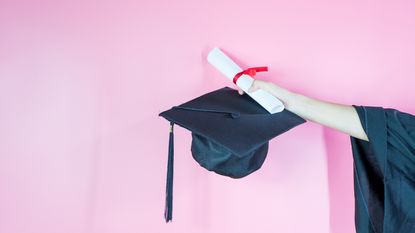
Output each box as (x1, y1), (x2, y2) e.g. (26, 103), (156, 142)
(243, 80), (369, 141)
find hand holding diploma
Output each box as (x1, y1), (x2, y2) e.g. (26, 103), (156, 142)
(207, 47), (285, 114)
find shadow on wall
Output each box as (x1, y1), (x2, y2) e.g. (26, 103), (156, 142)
(323, 127), (355, 233)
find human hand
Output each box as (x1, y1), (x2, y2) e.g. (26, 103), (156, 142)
(237, 80), (289, 104)
(238, 79), (369, 141)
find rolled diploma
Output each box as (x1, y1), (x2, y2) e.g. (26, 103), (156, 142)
(207, 47), (285, 114)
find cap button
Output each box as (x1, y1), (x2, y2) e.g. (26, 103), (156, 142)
(230, 112), (240, 119)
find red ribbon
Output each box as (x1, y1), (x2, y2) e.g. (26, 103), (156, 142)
(233, 67), (268, 84)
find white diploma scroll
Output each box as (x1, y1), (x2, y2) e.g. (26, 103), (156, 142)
(207, 47), (285, 114)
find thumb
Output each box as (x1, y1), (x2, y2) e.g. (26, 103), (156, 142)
(248, 80), (260, 93)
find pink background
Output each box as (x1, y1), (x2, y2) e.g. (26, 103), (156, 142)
(1, 0), (415, 233)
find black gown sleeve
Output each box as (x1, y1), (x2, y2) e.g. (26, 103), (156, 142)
(350, 105), (415, 233)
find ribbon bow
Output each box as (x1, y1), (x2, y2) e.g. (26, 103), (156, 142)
(233, 66), (268, 84)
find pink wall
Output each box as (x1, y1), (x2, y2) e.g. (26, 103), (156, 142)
(1, 1), (415, 233)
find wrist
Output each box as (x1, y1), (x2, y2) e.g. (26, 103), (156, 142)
(267, 84), (295, 108)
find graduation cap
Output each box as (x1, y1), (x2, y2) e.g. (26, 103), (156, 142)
(159, 87), (306, 222)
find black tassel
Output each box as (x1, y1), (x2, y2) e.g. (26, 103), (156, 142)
(164, 122), (174, 222)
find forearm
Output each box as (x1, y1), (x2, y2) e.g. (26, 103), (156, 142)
(258, 82), (369, 141)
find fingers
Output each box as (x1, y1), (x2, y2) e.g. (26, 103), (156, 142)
(238, 89), (244, 95)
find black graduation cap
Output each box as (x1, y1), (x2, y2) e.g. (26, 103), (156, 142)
(159, 87), (306, 222)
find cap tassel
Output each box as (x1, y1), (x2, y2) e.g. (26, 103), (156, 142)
(164, 122), (174, 222)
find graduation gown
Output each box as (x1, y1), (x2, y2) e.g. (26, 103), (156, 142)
(351, 105), (415, 233)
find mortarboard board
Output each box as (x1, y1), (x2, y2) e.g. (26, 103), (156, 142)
(159, 86), (306, 222)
